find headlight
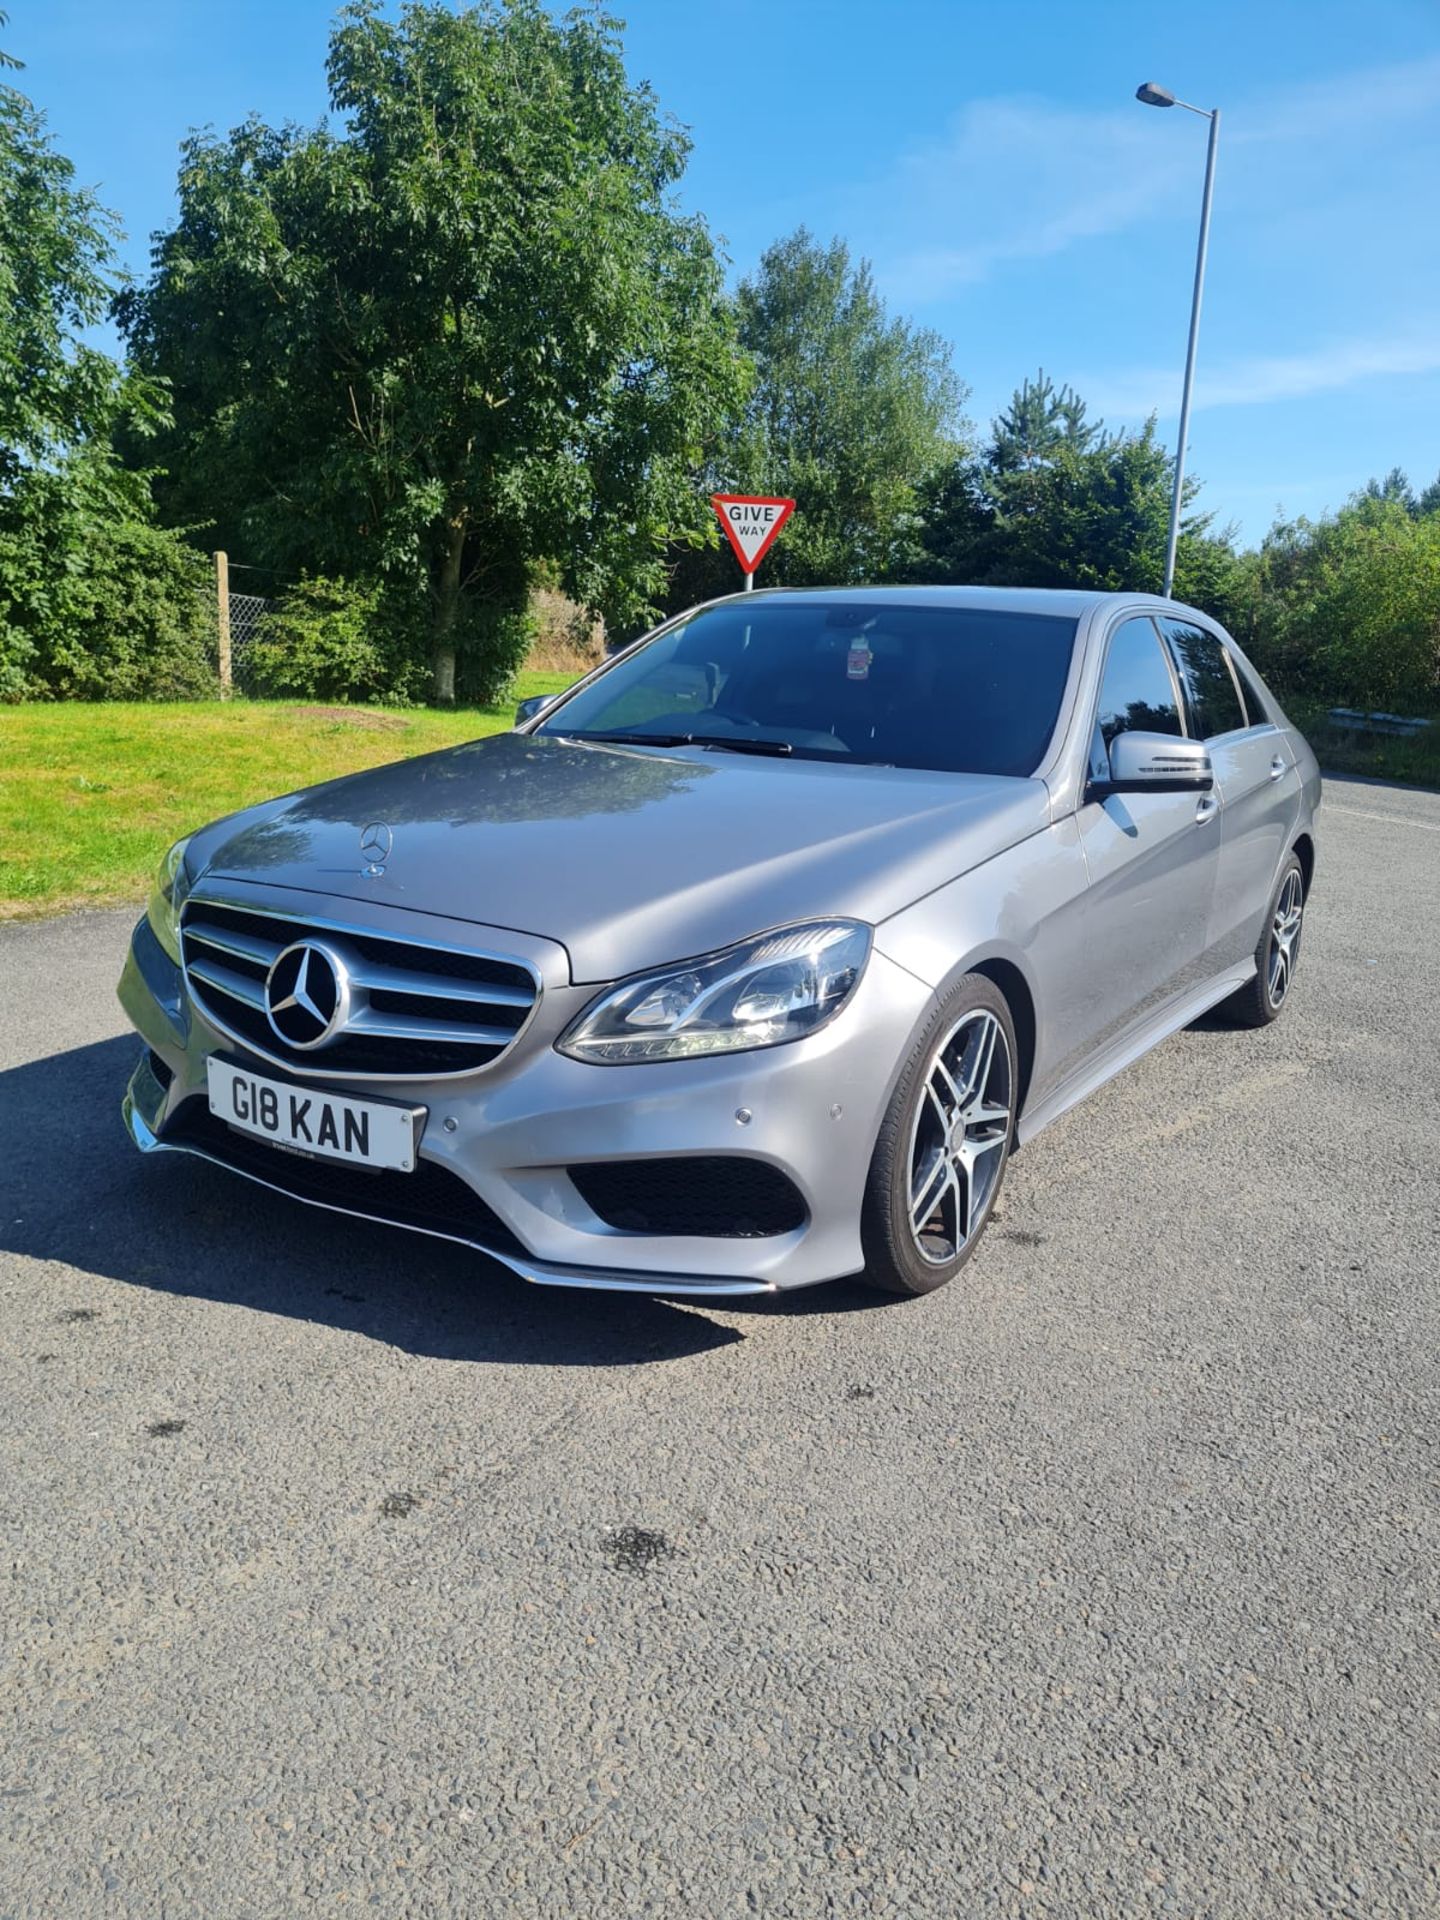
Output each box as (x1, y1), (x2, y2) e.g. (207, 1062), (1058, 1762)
(145, 836), (193, 964)
(558, 921), (871, 1064)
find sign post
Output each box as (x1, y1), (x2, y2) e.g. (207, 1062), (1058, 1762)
(711, 494), (795, 591)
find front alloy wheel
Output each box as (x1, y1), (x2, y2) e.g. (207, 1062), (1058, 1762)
(862, 974), (1017, 1296)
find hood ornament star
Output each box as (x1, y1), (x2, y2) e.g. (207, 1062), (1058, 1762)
(360, 821), (393, 876)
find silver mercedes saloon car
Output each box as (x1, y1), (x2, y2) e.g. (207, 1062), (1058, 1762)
(119, 586), (1319, 1299)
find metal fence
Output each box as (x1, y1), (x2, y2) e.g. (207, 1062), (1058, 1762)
(214, 551), (272, 696)
(228, 592), (271, 693)
(230, 591), (271, 653)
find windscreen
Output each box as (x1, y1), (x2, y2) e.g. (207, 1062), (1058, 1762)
(537, 601), (1078, 777)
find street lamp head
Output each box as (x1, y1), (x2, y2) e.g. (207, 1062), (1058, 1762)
(1135, 81), (1176, 108)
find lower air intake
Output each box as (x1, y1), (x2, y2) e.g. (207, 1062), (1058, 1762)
(568, 1157), (807, 1238)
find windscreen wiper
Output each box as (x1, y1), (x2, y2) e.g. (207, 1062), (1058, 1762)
(555, 730), (695, 747)
(558, 730), (794, 756)
(691, 736), (794, 757)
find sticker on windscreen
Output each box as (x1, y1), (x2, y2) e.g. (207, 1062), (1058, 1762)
(846, 642), (872, 681)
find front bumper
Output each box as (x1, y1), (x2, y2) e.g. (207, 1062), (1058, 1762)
(118, 903), (932, 1294)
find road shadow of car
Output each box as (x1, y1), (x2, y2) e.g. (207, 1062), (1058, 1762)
(1186, 1001), (1248, 1034)
(1, 1035), (796, 1367)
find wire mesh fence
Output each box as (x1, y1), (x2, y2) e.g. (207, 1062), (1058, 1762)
(228, 592), (271, 693)
(211, 551), (277, 695)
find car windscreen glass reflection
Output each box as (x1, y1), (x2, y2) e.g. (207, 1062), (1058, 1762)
(538, 602), (1078, 777)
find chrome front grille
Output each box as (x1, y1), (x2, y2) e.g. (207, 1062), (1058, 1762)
(180, 898), (540, 1080)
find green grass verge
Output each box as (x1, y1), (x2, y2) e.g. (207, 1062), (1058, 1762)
(0, 674), (576, 918)
(1288, 701), (1440, 790)
(6, 679), (1433, 921)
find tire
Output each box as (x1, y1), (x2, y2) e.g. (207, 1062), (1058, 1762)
(1220, 852), (1306, 1029)
(860, 973), (1017, 1297)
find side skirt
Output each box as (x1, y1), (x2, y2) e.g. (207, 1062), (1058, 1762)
(1016, 959), (1256, 1147)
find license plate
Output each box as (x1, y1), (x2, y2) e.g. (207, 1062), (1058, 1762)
(206, 1060), (422, 1172)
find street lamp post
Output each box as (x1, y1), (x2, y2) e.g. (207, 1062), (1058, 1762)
(1135, 82), (1220, 600)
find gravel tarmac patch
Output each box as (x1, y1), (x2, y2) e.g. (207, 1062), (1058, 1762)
(1, 776), (1437, 1917)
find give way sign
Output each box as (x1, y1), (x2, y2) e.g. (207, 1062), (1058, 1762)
(711, 494), (795, 582)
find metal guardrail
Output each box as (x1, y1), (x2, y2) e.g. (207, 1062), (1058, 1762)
(1327, 708), (1432, 738)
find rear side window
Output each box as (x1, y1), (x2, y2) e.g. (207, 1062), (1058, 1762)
(1228, 653), (1273, 727)
(1162, 620), (1246, 739)
(1095, 617), (1183, 749)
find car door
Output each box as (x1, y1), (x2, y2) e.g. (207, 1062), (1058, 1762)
(1160, 618), (1299, 973)
(1068, 615), (1221, 1071)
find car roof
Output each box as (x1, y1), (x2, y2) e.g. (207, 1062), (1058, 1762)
(729, 584), (1165, 619)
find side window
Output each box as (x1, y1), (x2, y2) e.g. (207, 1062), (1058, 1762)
(1229, 652), (1272, 727)
(1094, 617), (1184, 754)
(1162, 620), (1245, 739)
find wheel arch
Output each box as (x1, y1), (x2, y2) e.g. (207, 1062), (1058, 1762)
(970, 956), (1037, 1125)
(1292, 831), (1316, 898)
(900, 948), (1037, 1130)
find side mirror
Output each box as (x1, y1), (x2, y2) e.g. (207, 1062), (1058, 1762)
(514, 693), (558, 728)
(1098, 731), (1213, 795)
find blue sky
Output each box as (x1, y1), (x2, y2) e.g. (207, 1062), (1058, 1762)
(13, 0), (1440, 543)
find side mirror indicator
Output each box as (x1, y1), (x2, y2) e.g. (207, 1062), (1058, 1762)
(1095, 730), (1214, 796)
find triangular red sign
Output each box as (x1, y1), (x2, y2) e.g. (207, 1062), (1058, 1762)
(711, 494), (796, 576)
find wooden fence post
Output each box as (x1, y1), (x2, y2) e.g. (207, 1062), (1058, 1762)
(215, 550), (232, 698)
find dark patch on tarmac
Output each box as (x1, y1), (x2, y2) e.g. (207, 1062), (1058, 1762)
(605, 1526), (674, 1573)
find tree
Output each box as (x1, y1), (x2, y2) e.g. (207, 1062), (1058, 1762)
(1361, 467), (1418, 513)
(665, 229), (964, 609)
(1228, 491), (1440, 711)
(916, 377), (1238, 613)
(119, 0), (744, 702)
(0, 38), (125, 489)
(988, 369), (1101, 475)
(0, 30), (208, 699)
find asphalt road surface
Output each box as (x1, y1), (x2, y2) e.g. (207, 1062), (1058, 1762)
(2, 775), (1437, 1919)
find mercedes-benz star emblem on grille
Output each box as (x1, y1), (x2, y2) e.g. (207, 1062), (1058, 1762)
(264, 941), (351, 1050)
(360, 821), (393, 875)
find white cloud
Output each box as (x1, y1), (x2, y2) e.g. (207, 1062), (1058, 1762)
(868, 53), (1440, 304)
(874, 98), (1190, 303)
(1082, 332), (1440, 419)
(1230, 52), (1440, 147)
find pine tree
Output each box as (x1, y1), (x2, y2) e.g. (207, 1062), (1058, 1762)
(988, 371), (1102, 476)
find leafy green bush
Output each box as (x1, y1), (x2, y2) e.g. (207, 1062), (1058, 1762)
(0, 602), (35, 702)
(452, 598), (538, 707)
(243, 577), (426, 705)
(1308, 507), (1440, 711)
(1229, 496), (1440, 713)
(0, 461), (216, 701)
(44, 523), (214, 700)
(0, 55), (216, 701)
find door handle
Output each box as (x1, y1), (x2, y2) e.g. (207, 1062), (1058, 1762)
(1195, 793), (1219, 825)
(1268, 755), (1287, 781)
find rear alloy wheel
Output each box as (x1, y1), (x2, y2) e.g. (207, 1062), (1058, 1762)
(861, 975), (1016, 1296)
(1221, 853), (1306, 1028)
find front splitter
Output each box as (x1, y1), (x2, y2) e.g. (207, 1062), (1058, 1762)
(122, 1081), (776, 1298)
